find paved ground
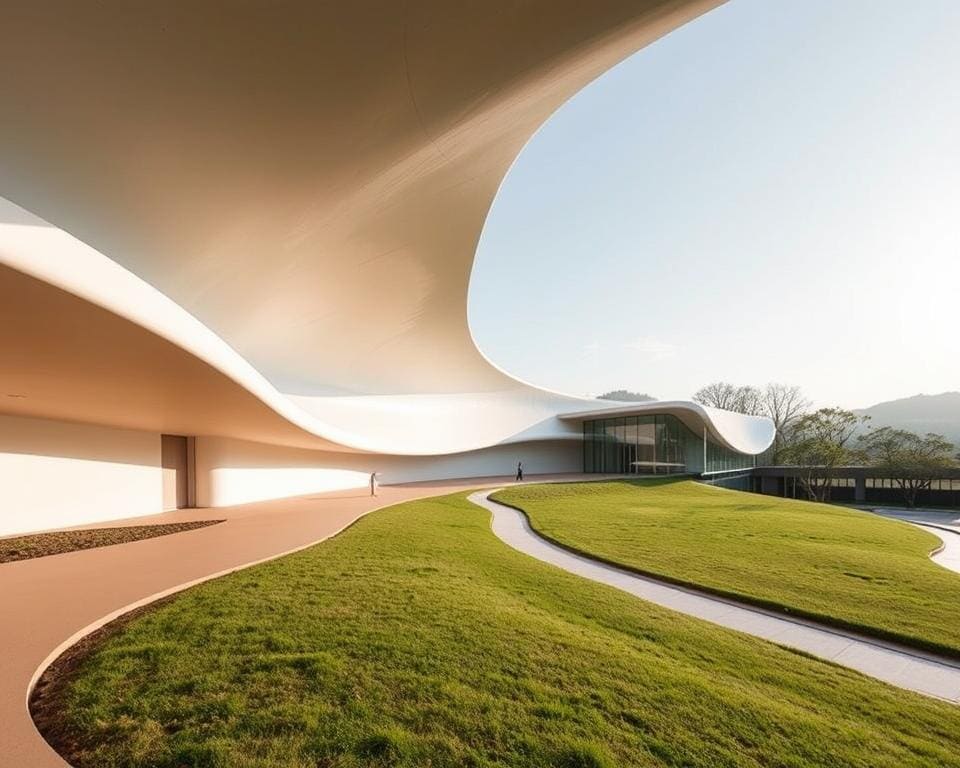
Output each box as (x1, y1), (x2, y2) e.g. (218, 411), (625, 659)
(472, 489), (960, 704)
(1, 473), (600, 768)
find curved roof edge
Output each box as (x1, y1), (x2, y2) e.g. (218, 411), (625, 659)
(0, 2), (758, 459)
(557, 401), (776, 456)
(0, 224), (773, 457)
(0, 223), (597, 455)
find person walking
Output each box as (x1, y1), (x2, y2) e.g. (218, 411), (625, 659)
(515, 461), (523, 482)
(370, 471), (379, 497)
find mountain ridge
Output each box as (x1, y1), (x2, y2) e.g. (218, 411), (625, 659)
(854, 392), (960, 445)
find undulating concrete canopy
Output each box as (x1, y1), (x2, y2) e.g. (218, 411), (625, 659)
(0, 0), (772, 468)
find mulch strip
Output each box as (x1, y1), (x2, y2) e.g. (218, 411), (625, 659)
(0, 519), (224, 564)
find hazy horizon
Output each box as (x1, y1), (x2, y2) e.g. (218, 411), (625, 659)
(470, 0), (960, 410)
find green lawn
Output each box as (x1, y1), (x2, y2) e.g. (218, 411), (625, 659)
(53, 493), (960, 767)
(493, 479), (960, 656)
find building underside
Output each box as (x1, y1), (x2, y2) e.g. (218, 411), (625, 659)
(0, 0), (773, 536)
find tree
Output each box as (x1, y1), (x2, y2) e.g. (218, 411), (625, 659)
(734, 385), (764, 416)
(762, 383), (812, 462)
(858, 427), (956, 507)
(779, 408), (868, 502)
(692, 381), (737, 410)
(693, 381), (811, 462)
(597, 390), (655, 402)
(692, 382), (763, 415)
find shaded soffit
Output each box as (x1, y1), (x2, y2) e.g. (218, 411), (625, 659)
(0, 0), (721, 399)
(0, 1), (768, 456)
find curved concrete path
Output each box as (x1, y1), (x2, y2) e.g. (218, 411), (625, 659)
(471, 489), (960, 703)
(1, 473), (603, 768)
(869, 508), (960, 576)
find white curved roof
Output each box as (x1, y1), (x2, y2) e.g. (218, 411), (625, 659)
(558, 402), (775, 457)
(0, 0), (772, 457)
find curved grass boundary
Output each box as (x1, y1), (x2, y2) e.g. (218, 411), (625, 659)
(0, 521), (224, 564)
(475, 488), (960, 704)
(27, 498), (433, 768)
(492, 481), (960, 660)
(30, 492), (960, 768)
(23, 488), (458, 764)
(491, 494), (958, 658)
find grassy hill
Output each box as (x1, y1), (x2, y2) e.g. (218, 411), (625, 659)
(494, 479), (960, 656)
(41, 491), (960, 767)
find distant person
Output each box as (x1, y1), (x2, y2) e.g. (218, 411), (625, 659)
(516, 461), (523, 482)
(370, 471), (379, 497)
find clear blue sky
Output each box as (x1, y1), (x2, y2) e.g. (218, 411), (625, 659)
(469, 0), (960, 409)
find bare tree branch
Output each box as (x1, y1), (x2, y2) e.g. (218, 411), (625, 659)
(763, 383), (812, 461)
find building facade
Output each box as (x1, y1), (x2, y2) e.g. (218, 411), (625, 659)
(581, 414), (762, 475)
(0, 1), (772, 537)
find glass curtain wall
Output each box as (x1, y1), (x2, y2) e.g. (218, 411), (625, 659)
(582, 414), (755, 475)
(582, 414), (685, 474)
(704, 439), (756, 473)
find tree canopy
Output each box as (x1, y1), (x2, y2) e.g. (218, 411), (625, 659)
(693, 382), (811, 462)
(596, 390), (655, 402)
(859, 427), (956, 507)
(779, 408), (868, 501)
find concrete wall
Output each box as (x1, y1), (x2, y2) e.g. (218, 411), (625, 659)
(194, 438), (369, 508)
(0, 413), (162, 537)
(0, 412), (581, 534)
(195, 436), (581, 508)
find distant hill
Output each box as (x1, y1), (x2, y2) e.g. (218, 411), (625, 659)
(855, 392), (960, 447)
(597, 390), (655, 402)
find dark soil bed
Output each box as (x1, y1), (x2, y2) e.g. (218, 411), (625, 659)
(0, 520), (223, 564)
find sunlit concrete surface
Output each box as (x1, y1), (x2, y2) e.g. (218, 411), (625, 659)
(473, 490), (960, 703)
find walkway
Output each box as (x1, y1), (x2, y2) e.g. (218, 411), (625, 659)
(471, 489), (960, 703)
(869, 507), (960, 576)
(1, 474), (587, 768)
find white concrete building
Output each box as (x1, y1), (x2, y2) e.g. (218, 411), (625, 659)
(0, 0), (771, 536)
